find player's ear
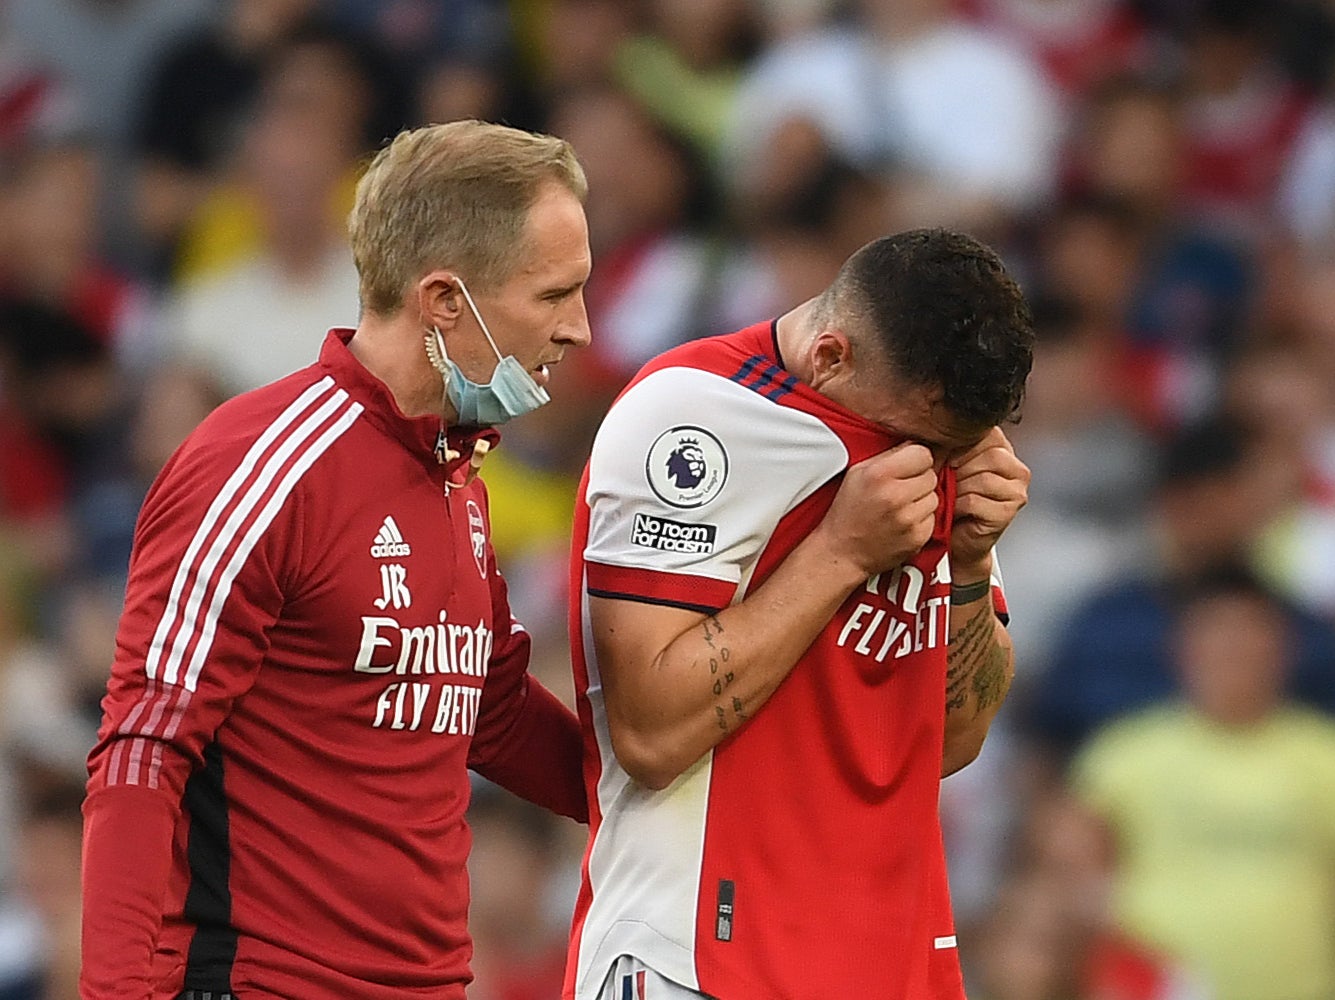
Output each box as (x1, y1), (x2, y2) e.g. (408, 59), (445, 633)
(808, 328), (853, 390)
(416, 270), (465, 331)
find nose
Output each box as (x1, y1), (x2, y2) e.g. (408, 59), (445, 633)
(557, 292), (592, 348)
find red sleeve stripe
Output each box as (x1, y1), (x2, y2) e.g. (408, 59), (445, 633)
(107, 686), (193, 790)
(107, 379), (363, 789)
(585, 560), (735, 613)
(108, 678), (185, 789)
(146, 684), (193, 789)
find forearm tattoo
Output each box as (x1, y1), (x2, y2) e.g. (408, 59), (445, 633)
(945, 605), (1009, 718)
(702, 616), (742, 731)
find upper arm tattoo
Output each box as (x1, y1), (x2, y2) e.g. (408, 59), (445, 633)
(702, 615), (743, 730)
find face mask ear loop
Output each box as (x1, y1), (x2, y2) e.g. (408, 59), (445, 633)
(454, 276), (505, 363)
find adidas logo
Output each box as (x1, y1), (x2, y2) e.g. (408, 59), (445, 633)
(370, 515), (411, 558)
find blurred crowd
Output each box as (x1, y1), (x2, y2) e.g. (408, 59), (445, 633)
(1, 0), (1334, 997)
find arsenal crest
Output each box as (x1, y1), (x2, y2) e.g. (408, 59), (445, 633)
(465, 499), (487, 579)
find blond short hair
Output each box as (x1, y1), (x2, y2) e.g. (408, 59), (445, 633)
(348, 120), (588, 316)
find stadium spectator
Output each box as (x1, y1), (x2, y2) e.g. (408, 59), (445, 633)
(750, 0), (844, 42)
(1071, 565), (1335, 1000)
(990, 294), (1151, 679)
(613, 0), (758, 159)
(1025, 414), (1335, 757)
(0, 30), (83, 157)
(0, 0), (208, 153)
(324, 0), (511, 86)
(969, 870), (1096, 1000)
(0, 299), (123, 579)
(968, 792), (1210, 1000)
(712, 150), (896, 334)
(0, 141), (153, 357)
(1060, 77), (1255, 397)
(1176, 0), (1312, 230)
(161, 31), (370, 394)
(0, 0), (212, 258)
(958, 0), (1155, 105)
(1029, 192), (1220, 432)
(1277, 29), (1335, 251)
(2, 579), (119, 790)
(1225, 343), (1335, 621)
(548, 85), (718, 388)
(131, 0), (323, 275)
(167, 23), (393, 282)
(725, 0), (1063, 232)
(7, 779), (85, 1000)
(525, 0), (636, 93)
(0, 557), (44, 1000)
(416, 56), (526, 137)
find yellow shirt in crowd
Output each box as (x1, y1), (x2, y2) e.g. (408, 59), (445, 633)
(1073, 705), (1335, 1000)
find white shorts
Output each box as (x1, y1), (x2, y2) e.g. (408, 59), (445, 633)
(596, 956), (715, 1000)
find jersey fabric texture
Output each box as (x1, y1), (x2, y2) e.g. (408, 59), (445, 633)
(82, 329), (586, 1000)
(565, 321), (1005, 1000)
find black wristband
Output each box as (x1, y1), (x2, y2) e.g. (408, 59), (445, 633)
(950, 579), (991, 605)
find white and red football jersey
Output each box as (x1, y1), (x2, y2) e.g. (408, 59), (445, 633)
(566, 321), (1005, 999)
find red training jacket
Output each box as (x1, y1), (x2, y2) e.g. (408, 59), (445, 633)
(83, 329), (585, 1000)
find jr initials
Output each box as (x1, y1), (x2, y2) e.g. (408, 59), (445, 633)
(375, 564), (412, 610)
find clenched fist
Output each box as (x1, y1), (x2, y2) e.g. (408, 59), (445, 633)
(949, 427), (1029, 571)
(818, 442), (940, 577)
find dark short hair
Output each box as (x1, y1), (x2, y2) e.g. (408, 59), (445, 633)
(1156, 413), (1251, 489)
(830, 229), (1034, 427)
(1170, 561), (1289, 622)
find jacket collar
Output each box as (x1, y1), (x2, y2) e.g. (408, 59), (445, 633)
(317, 328), (500, 486)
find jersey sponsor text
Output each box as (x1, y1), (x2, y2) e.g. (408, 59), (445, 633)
(371, 680), (483, 734)
(354, 612), (493, 678)
(835, 566), (950, 663)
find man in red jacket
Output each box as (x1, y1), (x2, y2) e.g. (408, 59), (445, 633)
(81, 119), (594, 1000)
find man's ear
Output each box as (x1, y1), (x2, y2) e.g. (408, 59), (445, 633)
(416, 270), (465, 331)
(808, 328), (854, 391)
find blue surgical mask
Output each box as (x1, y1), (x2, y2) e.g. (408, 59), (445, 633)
(424, 277), (551, 426)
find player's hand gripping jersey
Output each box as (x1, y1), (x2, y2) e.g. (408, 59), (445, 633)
(566, 321), (1005, 1000)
